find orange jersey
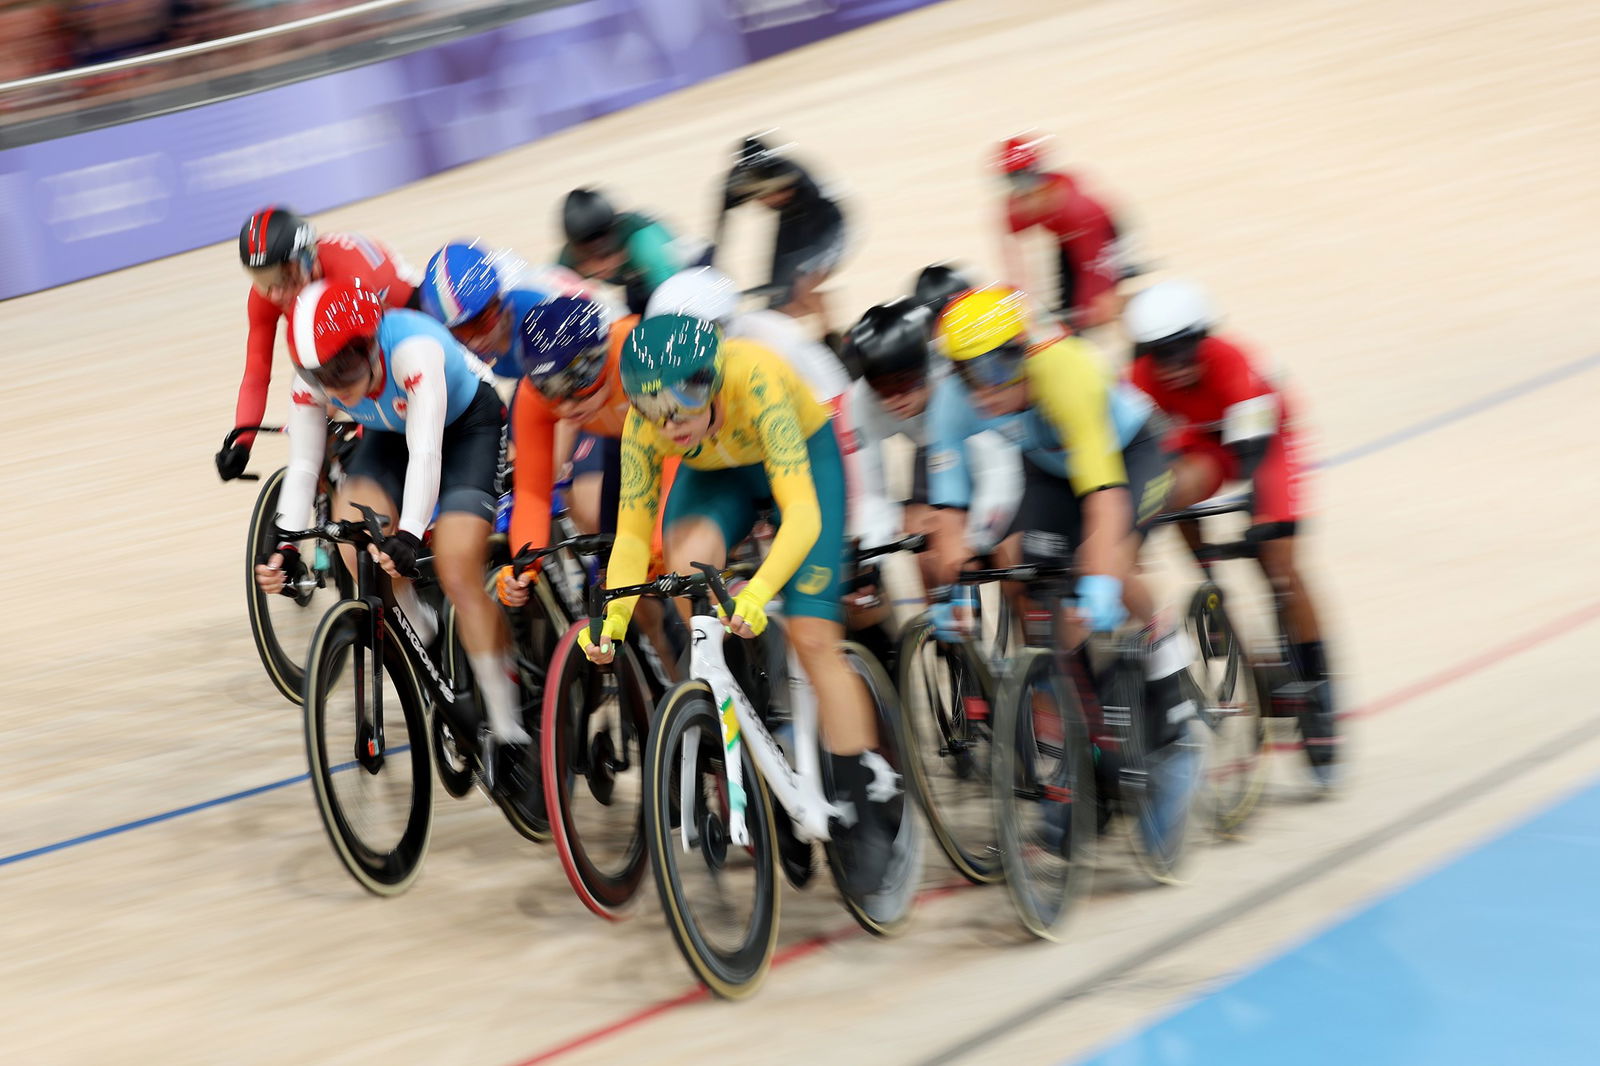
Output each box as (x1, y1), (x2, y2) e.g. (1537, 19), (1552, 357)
(509, 316), (637, 552)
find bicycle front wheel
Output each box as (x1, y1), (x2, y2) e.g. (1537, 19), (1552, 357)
(247, 467), (351, 704)
(896, 616), (1002, 885)
(643, 681), (779, 1000)
(542, 621), (653, 919)
(303, 599), (434, 896)
(990, 647), (1097, 940)
(1187, 582), (1267, 834)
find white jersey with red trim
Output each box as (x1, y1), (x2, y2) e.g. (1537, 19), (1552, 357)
(276, 309), (495, 539)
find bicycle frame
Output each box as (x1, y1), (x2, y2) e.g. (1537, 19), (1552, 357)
(683, 617), (841, 849)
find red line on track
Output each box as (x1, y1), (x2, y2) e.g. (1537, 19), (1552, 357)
(509, 599), (1600, 1066)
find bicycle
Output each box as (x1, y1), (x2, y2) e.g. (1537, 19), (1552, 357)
(232, 420), (361, 704)
(627, 562), (920, 999)
(290, 504), (545, 896)
(1153, 495), (1333, 802)
(530, 533), (661, 921)
(957, 562), (1210, 939)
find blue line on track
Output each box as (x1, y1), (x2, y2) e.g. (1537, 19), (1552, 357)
(4, 349), (1597, 872)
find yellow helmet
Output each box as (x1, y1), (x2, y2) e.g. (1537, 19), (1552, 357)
(935, 284), (1030, 362)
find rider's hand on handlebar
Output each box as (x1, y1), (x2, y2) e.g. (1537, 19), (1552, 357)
(1070, 574), (1126, 633)
(496, 565), (531, 607)
(370, 531), (422, 579)
(255, 544), (303, 596)
(579, 616), (627, 665)
(719, 588), (769, 639)
(215, 443), (250, 481)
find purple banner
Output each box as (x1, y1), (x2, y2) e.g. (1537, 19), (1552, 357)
(0, 0), (939, 301)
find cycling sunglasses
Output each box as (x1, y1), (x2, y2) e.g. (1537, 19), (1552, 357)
(310, 344), (375, 390)
(629, 379), (716, 425)
(952, 341), (1027, 391)
(865, 368), (926, 399)
(528, 344), (608, 401)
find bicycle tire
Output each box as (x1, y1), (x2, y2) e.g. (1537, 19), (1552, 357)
(432, 600), (476, 801)
(643, 680), (780, 1000)
(1116, 643), (1209, 886)
(303, 599), (434, 896)
(825, 642), (924, 936)
(990, 647), (1097, 941)
(246, 467), (351, 704)
(895, 616), (1001, 885)
(1186, 582), (1267, 834)
(542, 620), (654, 919)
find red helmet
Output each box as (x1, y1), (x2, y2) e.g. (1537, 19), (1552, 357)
(996, 133), (1047, 174)
(291, 279), (384, 376)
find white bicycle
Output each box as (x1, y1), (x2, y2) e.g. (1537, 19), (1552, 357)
(610, 556), (922, 998)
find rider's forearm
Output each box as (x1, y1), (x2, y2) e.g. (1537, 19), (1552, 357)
(1075, 486), (1133, 579)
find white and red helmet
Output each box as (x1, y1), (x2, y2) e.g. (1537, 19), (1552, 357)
(291, 279), (385, 377)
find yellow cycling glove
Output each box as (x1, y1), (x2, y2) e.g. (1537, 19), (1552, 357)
(577, 614), (630, 654)
(718, 577), (775, 637)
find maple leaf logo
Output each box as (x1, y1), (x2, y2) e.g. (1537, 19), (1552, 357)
(403, 371), (424, 391)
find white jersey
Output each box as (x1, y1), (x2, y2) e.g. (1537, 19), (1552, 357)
(726, 309), (852, 404)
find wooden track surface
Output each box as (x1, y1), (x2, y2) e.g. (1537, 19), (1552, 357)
(4, 0), (1599, 1062)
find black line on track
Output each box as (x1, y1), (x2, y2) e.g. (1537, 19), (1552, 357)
(915, 710), (1600, 1066)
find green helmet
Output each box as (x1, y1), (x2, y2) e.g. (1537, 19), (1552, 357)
(621, 314), (724, 420)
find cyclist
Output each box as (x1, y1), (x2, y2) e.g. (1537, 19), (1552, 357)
(218, 206), (420, 481)
(253, 281), (527, 747)
(419, 240), (613, 380)
(922, 284), (1199, 796)
(582, 315), (899, 894)
(716, 134), (848, 349)
(645, 266), (853, 426)
(993, 134), (1135, 332)
(556, 188), (685, 315)
(842, 263), (1021, 554)
(494, 294), (637, 592)
(1124, 279), (1337, 784)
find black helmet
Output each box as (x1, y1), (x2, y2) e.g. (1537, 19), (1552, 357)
(562, 187), (618, 247)
(726, 134), (800, 203)
(843, 298), (932, 390)
(239, 206), (315, 269)
(912, 262), (972, 316)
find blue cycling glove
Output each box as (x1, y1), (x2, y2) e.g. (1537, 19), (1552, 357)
(1075, 574), (1126, 633)
(928, 584), (974, 643)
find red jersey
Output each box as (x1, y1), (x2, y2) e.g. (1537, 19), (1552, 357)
(234, 233), (419, 445)
(1005, 171), (1120, 314)
(1129, 335), (1289, 436)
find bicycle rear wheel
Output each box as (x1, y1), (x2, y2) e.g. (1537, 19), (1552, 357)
(1186, 582), (1267, 834)
(643, 681), (779, 999)
(826, 642), (924, 936)
(896, 616), (1001, 884)
(247, 467), (351, 704)
(542, 621), (653, 919)
(303, 599), (433, 896)
(990, 647), (1097, 940)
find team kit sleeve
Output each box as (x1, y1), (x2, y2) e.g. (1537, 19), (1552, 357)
(1206, 339), (1280, 473)
(922, 376), (976, 510)
(508, 378), (558, 553)
(1031, 343), (1129, 497)
(234, 291), (284, 448)
(389, 337), (452, 538)
(601, 409), (665, 635)
(746, 361), (824, 610)
(273, 377), (331, 534)
(845, 380), (902, 548)
(628, 223), (684, 290)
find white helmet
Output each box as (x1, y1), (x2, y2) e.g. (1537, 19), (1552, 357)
(646, 266), (739, 325)
(1123, 279), (1216, 345)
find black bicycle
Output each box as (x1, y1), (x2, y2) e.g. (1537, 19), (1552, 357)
(960, 562), (1208, 939)
(1154, 496), (1334, 804)
(231, 421), (361, 704)
(289, 504), (543, 895)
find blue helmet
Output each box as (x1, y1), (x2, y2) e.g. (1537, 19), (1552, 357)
(420, 241), (501, 327)
(521, 295), (610, 399)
